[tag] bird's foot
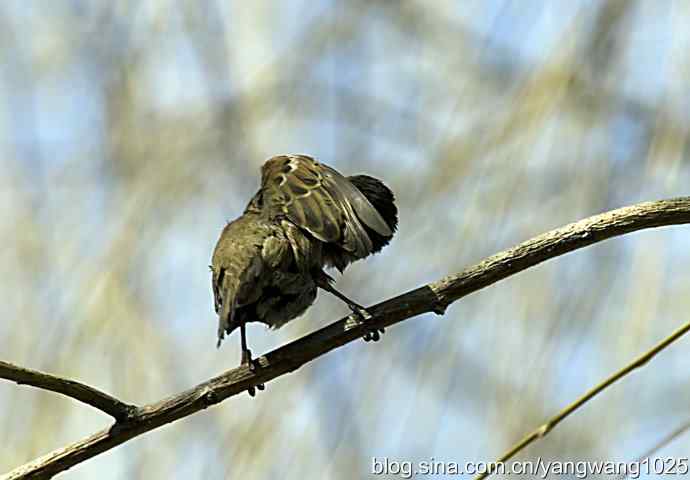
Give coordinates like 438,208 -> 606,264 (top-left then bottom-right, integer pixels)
349,303 -> 372,321
363,326 -> 385,342
316,273 -> 382,342
345,304 -> 385,343
240,348 -> 265,397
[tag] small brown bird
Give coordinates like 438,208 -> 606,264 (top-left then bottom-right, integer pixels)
211,154 -> 397,392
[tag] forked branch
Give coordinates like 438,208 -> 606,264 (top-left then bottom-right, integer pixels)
0,361 -> 136,422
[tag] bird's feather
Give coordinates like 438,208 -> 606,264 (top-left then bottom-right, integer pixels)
211,214 -> 269,345
260,154 -> 391,258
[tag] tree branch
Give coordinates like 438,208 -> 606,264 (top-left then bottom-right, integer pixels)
474,319 -> 690,479
4,197 -> 690,480
622,418 -> 690,479
0,361 -> 136,422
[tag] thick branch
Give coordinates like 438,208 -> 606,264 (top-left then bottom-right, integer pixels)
4,197 -> 690,480
0,361 -> 136,422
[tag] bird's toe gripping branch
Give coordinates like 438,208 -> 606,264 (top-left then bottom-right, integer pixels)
344,302 -> 384,342
239,324 -> 265,397
363,326 -> 385,342
315,271 -> 384,342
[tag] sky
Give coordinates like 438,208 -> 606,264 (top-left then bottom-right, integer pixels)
1,1 -> 690,479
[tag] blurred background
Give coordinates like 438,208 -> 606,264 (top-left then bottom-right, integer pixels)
1,1 -> 689,478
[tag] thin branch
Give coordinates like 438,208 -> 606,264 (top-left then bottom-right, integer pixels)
4,197 -> 690,480
474,320 -> 690,480
0,361 -> 136,422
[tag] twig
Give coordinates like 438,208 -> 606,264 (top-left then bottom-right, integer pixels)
4,197 -> 690,480
619,419 -> 690,479
474,320 -> 690,480
0,361 -> 136,422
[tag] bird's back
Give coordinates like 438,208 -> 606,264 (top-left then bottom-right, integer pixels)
258,154 -> 398,271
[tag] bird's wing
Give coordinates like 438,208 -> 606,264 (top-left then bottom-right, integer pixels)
260,155 -> 391,256
319,163 -> 392,236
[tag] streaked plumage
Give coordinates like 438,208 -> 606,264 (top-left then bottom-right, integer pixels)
211,154 -> 398,383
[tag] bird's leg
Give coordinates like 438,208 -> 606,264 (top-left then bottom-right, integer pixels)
239,321 -> 252,367
320,281 -> 372,320
315,272 -> 385,342
239,322 -> 264,396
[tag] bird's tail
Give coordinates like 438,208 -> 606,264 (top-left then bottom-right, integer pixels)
348,175 -> 398,254
212,265 -> 242,348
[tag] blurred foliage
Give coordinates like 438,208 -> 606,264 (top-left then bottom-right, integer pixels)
1,1 -> 689,478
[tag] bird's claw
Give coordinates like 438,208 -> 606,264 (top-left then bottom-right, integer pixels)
363,327 -> 385,342
241,348 -> 264,397
346,304 -> 385,342
349,304 -> 372,321
240,348 -> 256,370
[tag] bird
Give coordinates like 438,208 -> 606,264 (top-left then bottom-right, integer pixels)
210,154 -> 398,394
